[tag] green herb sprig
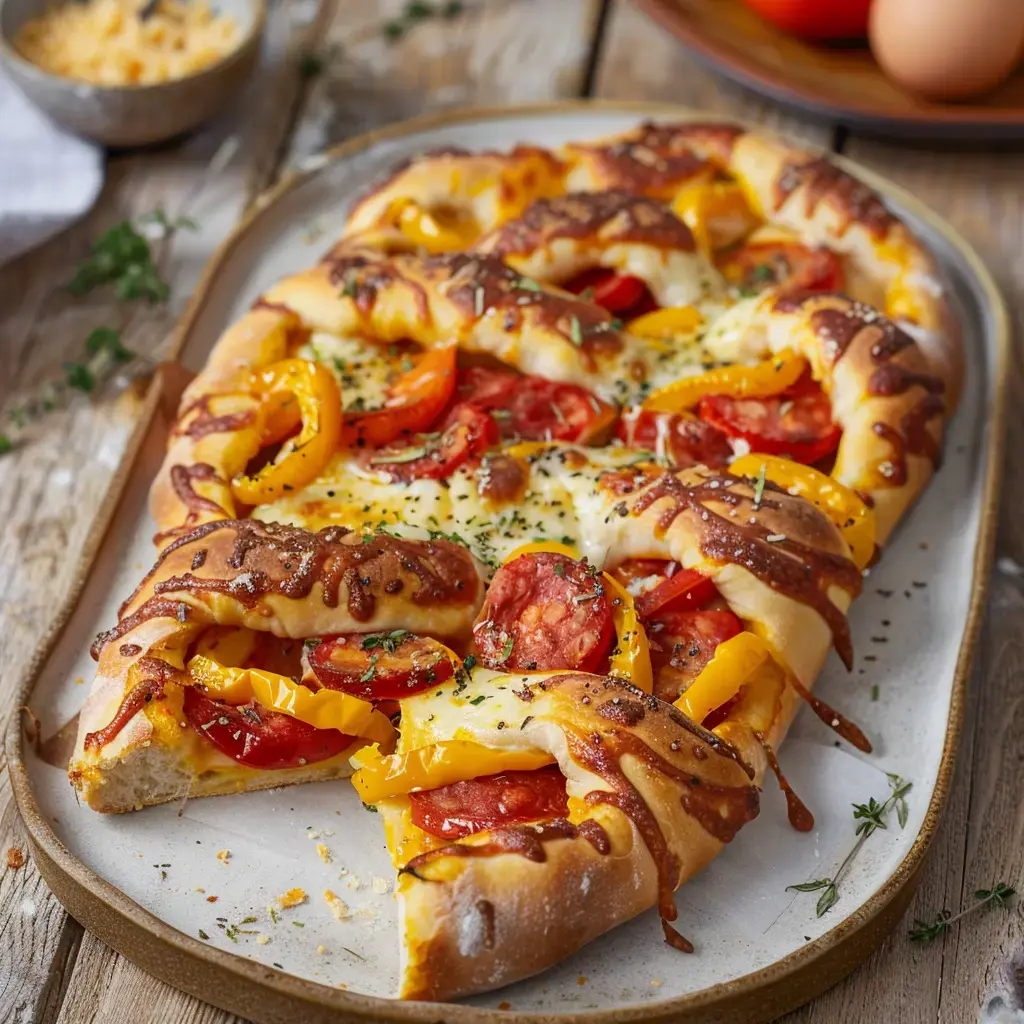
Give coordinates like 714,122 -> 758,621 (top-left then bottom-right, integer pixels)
908,883 -> 1015,944
787,774 -> 911,917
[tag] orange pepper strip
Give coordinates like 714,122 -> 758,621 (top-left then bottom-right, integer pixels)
342,345 -> 457,449
231,358 -> 342,506
642,349 -> 808,413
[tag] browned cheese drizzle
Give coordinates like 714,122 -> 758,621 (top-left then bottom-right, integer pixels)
790,678 -> 872,753
773,158 -> 896,240
83,657 -> 180,751
630,473 -> 862,668
755,731 -> 814,832
176,395 -> 255,440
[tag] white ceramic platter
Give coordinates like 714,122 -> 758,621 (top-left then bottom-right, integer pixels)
8,105 -> 1008,1024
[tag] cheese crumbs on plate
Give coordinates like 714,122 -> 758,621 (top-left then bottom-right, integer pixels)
276,888 -> 307,909
323,889 -> 351,921
316,843 -> 332,864
14,0 -> 240,86
215,849 -> 230,864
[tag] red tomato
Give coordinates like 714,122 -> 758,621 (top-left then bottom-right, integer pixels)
473,551 -> 615,672
182,688 -> 353,769
609,558 -> 679,591
564,268 -> 653,316
697,382 -> 841,465
364,402 -> 498,480
409,766 -> 569,839
647,609 -> 743,705
635,568 -> 717,620
343,346 -> 457,449
739,0 -> 871,40
455,368 -> 615,444
718,241 -> 844,295
617,409 -> 734,468
305,632 -> 454,701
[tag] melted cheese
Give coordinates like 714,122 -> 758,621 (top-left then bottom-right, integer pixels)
301,333 -> 397,414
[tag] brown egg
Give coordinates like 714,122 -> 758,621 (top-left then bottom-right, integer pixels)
870,0 -> 1024,101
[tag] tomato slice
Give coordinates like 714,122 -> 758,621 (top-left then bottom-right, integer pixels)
564,268 -> 654,317
364,402 -> 498,480
306,632 -> 455,701
617,409 -> 734,468
647,609 -> 743,705
182,688 -> 353,769
455,368 -> 615,444
696,380 -> 841,465
343,345 -> 457,449
635,568 -> 717,620
718,241 -> 844,296
473,551 -> 615,672
409,766 -> 569,839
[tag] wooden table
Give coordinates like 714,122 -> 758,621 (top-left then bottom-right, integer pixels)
1,2 -> 1021,1021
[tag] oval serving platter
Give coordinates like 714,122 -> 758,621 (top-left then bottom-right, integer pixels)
7,103 -> 1009,1024
634,0 -> 1024,140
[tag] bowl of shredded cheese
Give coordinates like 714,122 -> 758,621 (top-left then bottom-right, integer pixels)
0,0 -> 264,146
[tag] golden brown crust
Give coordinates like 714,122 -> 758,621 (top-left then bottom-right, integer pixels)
390,672 -> 758,1000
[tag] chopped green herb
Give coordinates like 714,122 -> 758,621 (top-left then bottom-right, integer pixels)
64,363 -> 95,393
362,801 -> 378,812
469,695 -> 488,706
569,316 -> 584,346
500,635 -> 514,662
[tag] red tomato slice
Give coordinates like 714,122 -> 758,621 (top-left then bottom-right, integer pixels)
182,688 -> 353,769
647,609 -> 743,705
409,766 -> 569,840
609,558 -> 678,591
635,568 -> 717,620
473,551 -> 615,672
718,241 -> 844,296
306,632 -> 455,701
455,368 -> 615,444
564,268 -> 652,316
739,0 -> 871,40
343,346 -> 457,450
617,409 -> 734,468
697,383 -> 841,465
364,402 -> 498,480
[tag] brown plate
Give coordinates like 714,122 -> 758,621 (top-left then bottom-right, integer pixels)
634,0 -> 1024,139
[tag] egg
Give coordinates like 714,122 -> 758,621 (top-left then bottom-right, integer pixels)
870,0 -> 1024,101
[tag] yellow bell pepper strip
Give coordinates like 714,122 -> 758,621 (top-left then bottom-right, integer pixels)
230,358 -> 342,506
194,626 -> 257,668
643,349 -> 808,414
729,454 -> 876,570
389,198 -> 480,253
498,541 -> 653,693
674,631 -> 776,726
186,655 -> 394,746
626,307 -> 705,351
671,180 -> 757,259
350,740 -> 554,803
602,574 -> 653,694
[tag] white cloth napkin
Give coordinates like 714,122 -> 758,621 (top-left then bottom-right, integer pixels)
0,70 -> 105,266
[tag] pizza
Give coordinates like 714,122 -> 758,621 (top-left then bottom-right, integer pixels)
69,120 -> 960,1001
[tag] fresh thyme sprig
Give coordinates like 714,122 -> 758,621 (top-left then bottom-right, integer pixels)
384,0 -> 463,40
787,774 -> 912,917
908,882 -> 1015,944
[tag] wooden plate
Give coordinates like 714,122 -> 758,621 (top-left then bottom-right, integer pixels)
5,103 -> 1011,1024
634,0 -> 1024,138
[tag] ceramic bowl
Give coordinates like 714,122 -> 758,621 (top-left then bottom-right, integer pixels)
0,0 -> 265,147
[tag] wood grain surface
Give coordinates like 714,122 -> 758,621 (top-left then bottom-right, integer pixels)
1,1 -> 1020,1021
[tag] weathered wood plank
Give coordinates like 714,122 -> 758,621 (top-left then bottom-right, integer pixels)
591,0 -> 833,145
286,0 -> 603,164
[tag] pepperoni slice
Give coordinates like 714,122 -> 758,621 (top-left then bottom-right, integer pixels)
617,409 -> 734,468
718,240 -> 844,295
409,766 -> 569,839
565,268 -> 653,316
647,609 -> 743,705
305,631 -> 455,701
182,688 -> 353,770
696,379 -> 841,465
456,368 -> 615,444
473,551 -> 615,672
364,402 -> 498,480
